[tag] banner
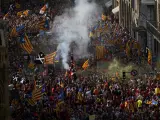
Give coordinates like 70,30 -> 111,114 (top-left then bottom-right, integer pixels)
96,46 -> 105,60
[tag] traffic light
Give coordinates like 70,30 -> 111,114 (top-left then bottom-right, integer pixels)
123,72 -> 126,79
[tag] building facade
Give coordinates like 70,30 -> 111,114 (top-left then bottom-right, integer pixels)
114,0 -> 160,69
0,20 -> 9,120
157,0 -> 160,30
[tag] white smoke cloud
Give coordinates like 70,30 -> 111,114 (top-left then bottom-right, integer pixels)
52,0 -> 99,69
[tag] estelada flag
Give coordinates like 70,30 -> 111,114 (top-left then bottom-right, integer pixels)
44,51 -> 56,64
19,34 -> 33,54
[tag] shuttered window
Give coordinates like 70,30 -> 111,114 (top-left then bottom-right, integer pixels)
158,3 -> 160,30
0,33 -> 1,46
131,0 -> 135,9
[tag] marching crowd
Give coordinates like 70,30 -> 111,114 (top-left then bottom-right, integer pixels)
9,72 -> 160,120
3,1 -> 160,120
6,0 -> 72,80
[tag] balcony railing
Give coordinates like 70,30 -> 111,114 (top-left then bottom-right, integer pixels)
141,0 -> 155,5
139,13 -> 160,43
146,21 -> 160,41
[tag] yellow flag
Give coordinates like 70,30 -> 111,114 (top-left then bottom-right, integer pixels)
17,11 -> 23,17
125,41 -> 130,57
15,3 -> 21,9
89,115 -> 95,120
101,14 -> 107,21
147,48 -> 152,65
89,31 -> 94,38
10,27 -> 18,37
3,12 -> 9,20
28,62 -> 35,69
96,46 -> 105,60
23,10 -> 30,16
155,87 -> 160,95
82,59 -> 89,70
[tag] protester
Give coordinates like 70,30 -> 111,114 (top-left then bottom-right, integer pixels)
4,1 -> 160,120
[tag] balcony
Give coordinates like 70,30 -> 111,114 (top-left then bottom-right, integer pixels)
133,13 -> 160,43
146,21 -> 160,42
141,0 -> 155,5
105,0 -> 112,8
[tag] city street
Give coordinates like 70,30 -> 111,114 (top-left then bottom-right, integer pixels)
0,0 -> 160,120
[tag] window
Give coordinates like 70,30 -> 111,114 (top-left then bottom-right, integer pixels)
0,53 -> 1,63
131,0 -> 135,9
0,33 -> 1,46
159,4 -> 160,22
0,29 -> 5,47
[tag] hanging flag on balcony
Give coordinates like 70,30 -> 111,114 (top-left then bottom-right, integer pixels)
147,48 -> 152,65
133,41 -> 141,56
96,46 -> 105,60
125,41 -> 131,57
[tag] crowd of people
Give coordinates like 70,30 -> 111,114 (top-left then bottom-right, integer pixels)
9,72 -> 160,120
5,0 -> 73,80
3,0 -> 160,120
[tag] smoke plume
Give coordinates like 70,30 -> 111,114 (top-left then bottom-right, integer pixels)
53,0 -> 99,69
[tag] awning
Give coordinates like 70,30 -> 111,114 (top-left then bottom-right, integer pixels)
112,6 -> 119,14
105,0 -> 112,8
141,0 -> 155,5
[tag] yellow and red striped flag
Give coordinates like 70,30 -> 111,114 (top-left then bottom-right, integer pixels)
10,27 -> 18,37
44,51 -> 56,64
28,62 -> 35,69
82,59 -> 89,70
22,10 -> 30,17
17,11 -> 23,17
101,14 -> 107,21
39,3 -> 48,14
147,48 -> 152,65
125,41 -> 130,57
32,87 -> 43,101
133,41 -> 141,56
27,98 -> 36,106
38,19 -> 46,30
3,12 -> 9,20
20,34 -> 33,54
96,46 -> 105,60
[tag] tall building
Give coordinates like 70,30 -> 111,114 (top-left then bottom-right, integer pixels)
157,0 -> 160,30
114,0 -> 160,69
112,0 -> 119,15
0,20 -> 9,120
